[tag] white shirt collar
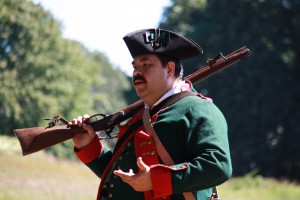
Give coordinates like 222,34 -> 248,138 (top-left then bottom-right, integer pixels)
144,80 -> 188,109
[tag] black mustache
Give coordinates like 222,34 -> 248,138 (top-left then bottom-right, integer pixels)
132,75 -> 146,83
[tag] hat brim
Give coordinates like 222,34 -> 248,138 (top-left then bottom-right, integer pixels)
123,28 -> 203,60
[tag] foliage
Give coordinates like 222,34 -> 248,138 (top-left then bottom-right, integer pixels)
0,0 -> 132,136
0,137 -> 99,200
0,135 -> 20,155
0,136 -> 299,200
219,172 -> 300,200
2,0 -> 300,182
160,0 -> 300,180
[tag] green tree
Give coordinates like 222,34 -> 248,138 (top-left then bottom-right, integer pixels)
160,0 -> 300,180
0,0 -> 132,137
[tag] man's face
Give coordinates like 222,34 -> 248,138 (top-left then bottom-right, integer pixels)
131,54 -> 175,106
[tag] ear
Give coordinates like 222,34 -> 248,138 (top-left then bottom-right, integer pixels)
166,61 -> 176,78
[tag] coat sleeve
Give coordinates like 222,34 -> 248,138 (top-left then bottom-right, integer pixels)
74,137 -> 113,178
151,97 -> 232,197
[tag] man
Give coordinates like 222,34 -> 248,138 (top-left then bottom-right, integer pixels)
70,28 -> 232,200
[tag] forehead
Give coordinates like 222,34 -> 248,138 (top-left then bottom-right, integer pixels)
131,54 -> 160,65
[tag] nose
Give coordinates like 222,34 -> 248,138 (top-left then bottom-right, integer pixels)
132,68 -> 146,85
133,67 -> 142,76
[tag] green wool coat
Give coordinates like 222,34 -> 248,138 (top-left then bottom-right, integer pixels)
76,95 -> 232,200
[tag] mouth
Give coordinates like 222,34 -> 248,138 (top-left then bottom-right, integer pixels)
132,76 -> 146,86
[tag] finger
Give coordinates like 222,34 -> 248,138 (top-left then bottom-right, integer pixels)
113,170 -> 129,183
68,115 -> 90,126
83,114 -> 90,118
68,120 -> 74,126
82,114 -> 91,123
137,157 -> 148,171
78,116 -> 87,127
114,169 -> 128,177
114,169 -> 135,180
69,118 -> 79,126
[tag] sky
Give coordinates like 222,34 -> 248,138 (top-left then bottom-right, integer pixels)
32,0 -> 171,76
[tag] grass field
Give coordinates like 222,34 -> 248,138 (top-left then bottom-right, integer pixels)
0,136 -> 99,200
1,136 -> 299,200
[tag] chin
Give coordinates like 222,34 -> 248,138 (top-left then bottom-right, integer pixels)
136,91 -> 148,101
135,88 -> 146,96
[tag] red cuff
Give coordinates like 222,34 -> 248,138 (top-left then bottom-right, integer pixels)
151,165 -> 172,199
74,137 -> 103,164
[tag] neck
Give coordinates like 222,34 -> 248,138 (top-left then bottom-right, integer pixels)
144,78 -> 182,107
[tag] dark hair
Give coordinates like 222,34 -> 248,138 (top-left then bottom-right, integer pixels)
157,54 -> 183,78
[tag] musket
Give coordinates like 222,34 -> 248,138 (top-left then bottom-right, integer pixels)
13,46 -> 251,156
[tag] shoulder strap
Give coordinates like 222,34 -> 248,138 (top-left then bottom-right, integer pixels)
113,91 -> 196,153
143,93 -> 220,200
151,91 -> 196,115
143,108 -> 196,200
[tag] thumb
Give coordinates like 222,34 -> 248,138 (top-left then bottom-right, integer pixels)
137,157 -> 148,171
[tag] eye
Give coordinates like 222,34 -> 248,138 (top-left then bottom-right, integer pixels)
143,62 -> 152,68
132,65 -> 138,71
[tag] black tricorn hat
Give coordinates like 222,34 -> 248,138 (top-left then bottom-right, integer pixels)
123,28 -> 203,60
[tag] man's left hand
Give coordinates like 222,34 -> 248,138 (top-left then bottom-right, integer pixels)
113,157 -> 153,192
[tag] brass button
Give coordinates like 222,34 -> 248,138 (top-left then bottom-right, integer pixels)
150,150 -> 156,155
127,142 -> 131,147
108,193 -> 113,198
110,183 -> 114,188
103,184 -> 107,189
147,140 -> 152,145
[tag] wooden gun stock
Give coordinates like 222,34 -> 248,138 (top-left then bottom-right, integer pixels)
14,46 -> 251,156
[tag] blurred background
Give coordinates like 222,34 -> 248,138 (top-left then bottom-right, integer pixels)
0,0 -> 299,199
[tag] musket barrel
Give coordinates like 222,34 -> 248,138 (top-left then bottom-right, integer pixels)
185,47 -> 251,84
13,46 -> 251,156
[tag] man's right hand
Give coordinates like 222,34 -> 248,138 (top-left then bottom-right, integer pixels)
68,114 -> 97,150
